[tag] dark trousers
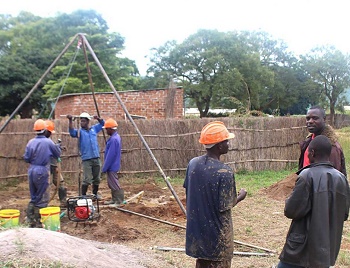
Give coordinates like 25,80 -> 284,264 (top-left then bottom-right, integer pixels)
196,258 -> 231,268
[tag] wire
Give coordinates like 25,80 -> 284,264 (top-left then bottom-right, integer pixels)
47,46 -> 81,119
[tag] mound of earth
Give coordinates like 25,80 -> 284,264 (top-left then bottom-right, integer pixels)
263,173 -> 297,201
0,228 -> 168,268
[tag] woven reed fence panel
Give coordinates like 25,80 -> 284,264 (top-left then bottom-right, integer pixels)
0,117 -> 308,180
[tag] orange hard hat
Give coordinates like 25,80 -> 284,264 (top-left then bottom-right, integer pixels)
45,120 -> 55,133
33,119 -> 46,131
199,121 -> 235,145
103,118 -> 118,129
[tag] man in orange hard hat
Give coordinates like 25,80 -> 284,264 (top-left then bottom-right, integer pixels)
24,119 -> 61,227
101,118 -> 123,206
44,120 -> 59,186
44,120 -> 67,207
183,121 -> 247,268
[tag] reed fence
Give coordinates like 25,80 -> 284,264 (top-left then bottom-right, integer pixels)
0,116 -> 310,181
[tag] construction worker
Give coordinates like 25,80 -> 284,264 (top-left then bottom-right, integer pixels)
102,118 -> 123,206
44,120 -> 67,207
67,112 -> 104,200
23,119 -> 61,227
183,121 -> 247,268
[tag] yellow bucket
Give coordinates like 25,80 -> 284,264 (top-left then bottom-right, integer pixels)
0,209 -> 20,228
40,207 -> 60,231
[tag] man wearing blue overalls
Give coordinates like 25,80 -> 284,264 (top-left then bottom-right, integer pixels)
24,119 -> 61,227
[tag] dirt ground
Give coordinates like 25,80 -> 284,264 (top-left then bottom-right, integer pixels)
0,175 -> 349,268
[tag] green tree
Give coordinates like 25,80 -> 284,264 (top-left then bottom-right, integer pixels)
148,29 -> 309,117
148,29 -> 270,117
300,46 -> 350,125
0,10 -> 139,118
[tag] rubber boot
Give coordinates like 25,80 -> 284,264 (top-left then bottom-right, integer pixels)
34,207 -> 42,228
59,186 -> 67,207
26,202 -> 35,228
81,184 -> 89,197
115,189 -> 124,205
92,184 -> 102,201
104,190 -> 117,205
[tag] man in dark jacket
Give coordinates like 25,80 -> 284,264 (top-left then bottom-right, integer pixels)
277,135 -> 350,268
299,105 -> 346,176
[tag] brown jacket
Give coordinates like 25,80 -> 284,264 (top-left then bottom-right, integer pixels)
298,125 -> 347,177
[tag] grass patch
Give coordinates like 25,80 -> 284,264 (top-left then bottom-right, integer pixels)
152,169 -> 296,196
337,128 -> 350,172
235,169 -> 295,195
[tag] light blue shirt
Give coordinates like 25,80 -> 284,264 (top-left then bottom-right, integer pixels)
69,120 -> 104,161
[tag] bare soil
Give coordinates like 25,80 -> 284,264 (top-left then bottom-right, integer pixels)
0,175 -> 349,268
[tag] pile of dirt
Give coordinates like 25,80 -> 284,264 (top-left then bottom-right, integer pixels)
0,228 -> 168,268
263,173 -> 297,201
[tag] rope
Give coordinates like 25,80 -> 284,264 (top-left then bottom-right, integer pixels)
48,46 -> 81,119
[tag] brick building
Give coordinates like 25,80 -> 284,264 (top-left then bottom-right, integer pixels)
54,87 -> 184,120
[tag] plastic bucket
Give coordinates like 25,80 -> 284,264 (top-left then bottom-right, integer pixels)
40,207 -> 60,231
0,209 -> 20,228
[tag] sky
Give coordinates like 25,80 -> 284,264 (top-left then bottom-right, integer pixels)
2,0 -> 350,76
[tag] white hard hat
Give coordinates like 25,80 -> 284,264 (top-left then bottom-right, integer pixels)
80,112 -> 92,120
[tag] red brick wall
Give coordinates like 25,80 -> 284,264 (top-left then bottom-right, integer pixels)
54,87 -> 184,120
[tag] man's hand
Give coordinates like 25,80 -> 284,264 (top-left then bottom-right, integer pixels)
66,115 -> 73,120
93,115 -> 103,122
236,188 -> 247,204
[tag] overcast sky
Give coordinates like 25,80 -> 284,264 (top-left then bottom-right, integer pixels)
2,0 -> 349,75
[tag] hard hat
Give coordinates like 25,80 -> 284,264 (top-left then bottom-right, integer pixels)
33,119 -> 46,132
45,120 -> 55,133
199,121 -> 235,146
103,118 -> 118,129
79,112 -> 92,120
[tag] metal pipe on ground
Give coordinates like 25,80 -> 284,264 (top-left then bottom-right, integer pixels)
101,206 -> 186,229
102,205 -> 276,254
151,246 -> 274,256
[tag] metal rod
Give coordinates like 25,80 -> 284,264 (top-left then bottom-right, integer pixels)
79,33 -> 186,216
81,36 -> 106,143
151,246 -> 274,256
233,240 -> 277,253
103,203 -> 276,254
0,33 -> 80,133
105,206 -> 186,229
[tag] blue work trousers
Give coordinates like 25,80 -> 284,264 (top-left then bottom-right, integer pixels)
28,165 -> 50,208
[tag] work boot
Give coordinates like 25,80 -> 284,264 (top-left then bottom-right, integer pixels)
115,189 -> 125,205
59,186 -> 67,207
33,207 -> 42,228
26,202 -> 35,228
81,184 -> 89,197
104,190 -> 117,205
92,184 -> 102,201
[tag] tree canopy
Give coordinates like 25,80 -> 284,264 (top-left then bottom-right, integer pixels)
147,29 -> 345,117
300,46 -> 350,125
0,10 -> 139,118
1,11 -> 349,120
